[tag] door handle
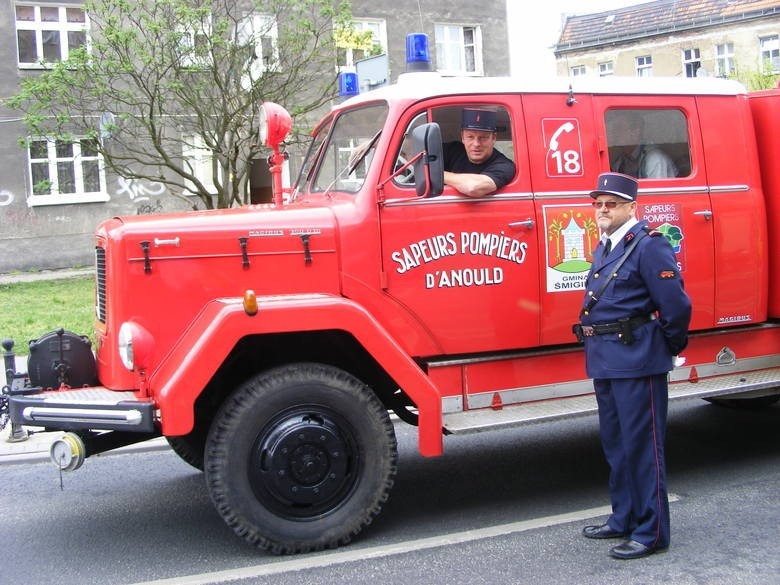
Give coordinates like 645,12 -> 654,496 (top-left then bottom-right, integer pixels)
693,210 -> 713,221
508,219 -> 535,230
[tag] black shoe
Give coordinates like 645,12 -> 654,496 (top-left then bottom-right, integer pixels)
609,540 -> 659,560
582,523 -> 626,539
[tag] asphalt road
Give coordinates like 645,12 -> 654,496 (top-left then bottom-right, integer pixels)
1,398 -> 778,585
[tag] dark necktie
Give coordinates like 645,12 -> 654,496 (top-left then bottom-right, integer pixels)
603,238 -> 612,257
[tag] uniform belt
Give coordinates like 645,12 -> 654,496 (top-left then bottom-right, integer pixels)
580,314 -> 656,337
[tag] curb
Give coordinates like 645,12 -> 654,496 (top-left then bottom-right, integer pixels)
0,268 -> 93,285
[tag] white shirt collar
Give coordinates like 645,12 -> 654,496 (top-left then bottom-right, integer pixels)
604,216 -> 638,249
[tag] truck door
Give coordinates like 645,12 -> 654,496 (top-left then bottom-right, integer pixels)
592,97 -> 715,332
378,98 -> 540,355
520,93 -> 605,346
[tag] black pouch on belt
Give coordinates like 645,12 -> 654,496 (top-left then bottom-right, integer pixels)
617,317 -> 635,345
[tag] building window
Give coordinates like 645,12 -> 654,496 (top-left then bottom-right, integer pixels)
237,14 -> 278,72
176,18 -> 212,69
716,43 -> 735,77
434,24 -> 483,75
27,137 -> 107,206
635,55 -> 653,77
570,65 -> 586,77
682,48 -> 701,77
15,4 -> 89,67
182,135 -> 221,196
599,62 -> 614,76
336,19 -> 387,70
760,35 -> 779,73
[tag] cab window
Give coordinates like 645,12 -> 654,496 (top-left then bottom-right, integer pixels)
393,104 -> 515,187
605,109 -> 690,178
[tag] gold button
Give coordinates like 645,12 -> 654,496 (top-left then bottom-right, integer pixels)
588,291 -> 593,296
594,273 -> 600,278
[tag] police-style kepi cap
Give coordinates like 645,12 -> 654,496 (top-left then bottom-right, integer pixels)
461,108 -> 497,132
590,172 -> 638,201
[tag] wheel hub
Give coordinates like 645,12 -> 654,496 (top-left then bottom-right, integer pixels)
250,410 -> 357,517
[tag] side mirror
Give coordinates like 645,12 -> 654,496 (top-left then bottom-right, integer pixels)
411,122 -> 444,197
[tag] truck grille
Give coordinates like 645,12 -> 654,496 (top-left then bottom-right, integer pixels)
95,246 -> 107,323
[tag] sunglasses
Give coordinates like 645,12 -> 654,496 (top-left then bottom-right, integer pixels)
592,200 -> 632,209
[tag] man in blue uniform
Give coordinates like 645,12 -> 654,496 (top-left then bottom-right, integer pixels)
575,172 -> 691,559
442,108 -> 515,197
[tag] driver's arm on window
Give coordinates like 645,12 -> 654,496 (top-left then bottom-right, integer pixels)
443,171 -> 497,198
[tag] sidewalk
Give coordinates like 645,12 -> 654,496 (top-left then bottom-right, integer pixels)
0,422 -> 169,465
0,267 -> 93,285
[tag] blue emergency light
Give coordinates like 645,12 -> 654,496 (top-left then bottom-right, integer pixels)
405,33 -> 432,72
338,72 -> 359,98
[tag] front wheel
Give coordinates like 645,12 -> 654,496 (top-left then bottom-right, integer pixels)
205,363 -> 398,554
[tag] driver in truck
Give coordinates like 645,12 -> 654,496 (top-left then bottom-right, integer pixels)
443,108 -> 516,197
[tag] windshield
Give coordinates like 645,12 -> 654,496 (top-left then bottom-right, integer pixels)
307,103 -> 388,195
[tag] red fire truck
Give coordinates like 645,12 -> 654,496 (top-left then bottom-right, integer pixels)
3,66 -> 779,553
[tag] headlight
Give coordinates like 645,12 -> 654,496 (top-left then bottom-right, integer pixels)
118,321 -> 154,371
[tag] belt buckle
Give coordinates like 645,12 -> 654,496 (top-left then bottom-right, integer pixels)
581,325 -> 595,337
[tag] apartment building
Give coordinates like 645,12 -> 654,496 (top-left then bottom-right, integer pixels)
555,0 -> 780,80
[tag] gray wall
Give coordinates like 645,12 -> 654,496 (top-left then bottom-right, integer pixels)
0,0 -> 510,273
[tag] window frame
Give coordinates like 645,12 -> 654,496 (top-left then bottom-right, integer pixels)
182,134 -> 221,196
682,47 -> 701,78
237,13 -> 279,74
759,34 -> 779,73
715,42 -> 735,77
598,61 -> 614,77
570,65 -> 586,77
26,136 -> 108,206
635,55 -> 653,77
336,18 -> 387,71
434,23 -> 484,76
15,3 -> 89,68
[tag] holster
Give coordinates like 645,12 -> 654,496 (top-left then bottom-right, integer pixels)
572,323 -> 584,343
617,317 -> 634,345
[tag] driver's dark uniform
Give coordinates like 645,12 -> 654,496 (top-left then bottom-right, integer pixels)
442,141 -> 515,190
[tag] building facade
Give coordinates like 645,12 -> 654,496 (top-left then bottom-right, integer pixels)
0,0 -> 509,273
554,0 -> 780,80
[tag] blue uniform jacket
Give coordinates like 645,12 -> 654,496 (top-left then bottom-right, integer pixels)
580,220 -> 692,379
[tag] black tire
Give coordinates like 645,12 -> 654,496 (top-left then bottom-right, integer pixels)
706,395 -> 780,409
166,429 -> 207,471
204,363 -> 398,554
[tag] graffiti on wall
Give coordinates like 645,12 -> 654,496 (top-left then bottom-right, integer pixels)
136,199 -> 163,215
116,176 -> 167,202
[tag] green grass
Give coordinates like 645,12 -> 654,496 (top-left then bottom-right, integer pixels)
0,277 -> 95,356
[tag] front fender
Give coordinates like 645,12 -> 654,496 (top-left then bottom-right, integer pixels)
150,294 -> 443,456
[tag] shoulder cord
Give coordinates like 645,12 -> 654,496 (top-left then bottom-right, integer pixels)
582,230 -> 648,315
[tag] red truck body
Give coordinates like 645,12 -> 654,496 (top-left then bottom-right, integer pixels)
6,74 -> 780,553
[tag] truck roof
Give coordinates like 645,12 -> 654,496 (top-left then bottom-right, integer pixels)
340,73 -> 747,108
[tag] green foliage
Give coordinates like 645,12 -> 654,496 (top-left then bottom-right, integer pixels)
6,0 -> 353,210
0,277 -> 95,356
727,60 -> 780,91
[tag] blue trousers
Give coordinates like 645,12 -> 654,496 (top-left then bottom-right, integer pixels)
594,374 -> 670,548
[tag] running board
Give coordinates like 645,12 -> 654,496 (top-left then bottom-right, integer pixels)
442,367 -> 780,435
